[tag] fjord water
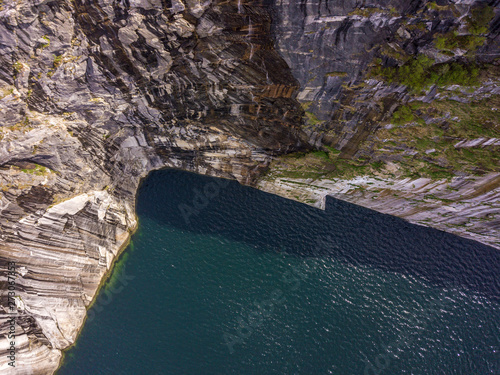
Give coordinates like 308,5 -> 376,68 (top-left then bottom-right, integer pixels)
58,170 -> 499,375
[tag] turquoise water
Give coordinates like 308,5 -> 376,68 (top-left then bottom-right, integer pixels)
58,170 -> 500,374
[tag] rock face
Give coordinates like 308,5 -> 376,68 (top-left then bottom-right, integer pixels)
271,0 -> 500,179
261,0 -> 500,248
0,0 -> 498,373
0,0 -> 308,373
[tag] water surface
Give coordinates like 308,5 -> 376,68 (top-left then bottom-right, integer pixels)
58,169 -> 500,374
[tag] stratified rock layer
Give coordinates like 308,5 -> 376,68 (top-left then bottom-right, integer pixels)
261,0 -> 500,250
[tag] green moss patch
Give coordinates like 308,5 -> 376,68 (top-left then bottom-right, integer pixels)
467,5 -> 495,35
371,55 -> 480,92
19,164 -> 51,176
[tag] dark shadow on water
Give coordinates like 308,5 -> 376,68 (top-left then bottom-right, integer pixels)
137,169 -> 500,303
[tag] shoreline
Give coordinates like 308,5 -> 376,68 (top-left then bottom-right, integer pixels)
53,211 -> 140,375
257,173 -> 500,251
47,168 -> 500,375
24,168 -> 500,374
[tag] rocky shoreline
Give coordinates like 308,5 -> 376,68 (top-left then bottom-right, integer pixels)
258,173 -> 500,251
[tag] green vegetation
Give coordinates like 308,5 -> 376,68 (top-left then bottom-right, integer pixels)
430,5 -> 492,55
53,55 -> 63,68
425,194 -> 453,203
379,44 -> 408,62
13,62 -> 23,75
427,2 -> 439,10
425,2 -> 458,13
348,7 -> 384,17
47,55 -> 63,77
371,55 -> 480,92
310,150 -> 329,160
348,6 -> 398,17
429,98 -> 500,138
20,164 -> 50,176
371,161 -> 384,171
300,101 -> 313,110
324,145 -> 341,154
0,86 -> 14,99
304,111 -> 322,125
375,97 -> 500,178
268,95 -> 500,183
263,147 -> 383,181
392,105 -> 414,125
7,116 -> 32,132
436,63 -> 480,86
467,5 -> 494,35
406,22 -> 428,32
388,6 -> 398,16
41,35 -> 50,49
434,32 -> 486,52
325,72 -> 348,78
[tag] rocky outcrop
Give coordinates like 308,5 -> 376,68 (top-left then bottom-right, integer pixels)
0,0 -> 498,374
272,0 -> 500,136
0,0 -> 308,373
259,0 -> 500,249
258,173 -> 500,249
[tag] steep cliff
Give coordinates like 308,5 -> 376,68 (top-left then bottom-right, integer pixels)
261,0 -> 500,249
0,0 -> 308,373
0,0 -> 498,373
